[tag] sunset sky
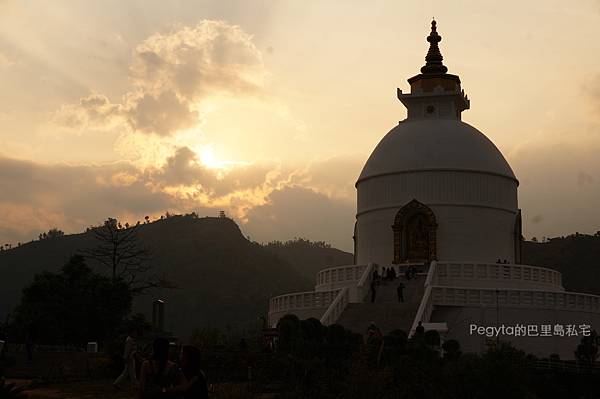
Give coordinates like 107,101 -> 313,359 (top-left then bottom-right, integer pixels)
1,0 -> 600,251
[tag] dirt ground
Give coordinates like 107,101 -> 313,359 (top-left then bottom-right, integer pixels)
8,379 -> 133,399
8,379 -> 263,399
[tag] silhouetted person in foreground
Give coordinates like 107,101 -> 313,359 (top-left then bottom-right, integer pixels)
164,345 -> 209,399
138,337 -> 178,399
25,324 -> 35,363
114,327 -> 138,389
367,322 -> 382,340
415,321 -> 425,336
370,280 -> 377,303
373,269 -> 380,283
397,281 -> 405,302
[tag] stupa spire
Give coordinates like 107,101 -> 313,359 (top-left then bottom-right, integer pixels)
398,19 -> 469,120
420,19 -> 448,74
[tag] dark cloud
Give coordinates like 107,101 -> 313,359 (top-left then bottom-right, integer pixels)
531,214 -> 543,224
125,90 -> 198,136
577,171 -> 595,187
512,141 -> 600,239
244,186 -> 355,251
151,146 -> 276,198
155,146 -> 211,186
0,157 -> 172,225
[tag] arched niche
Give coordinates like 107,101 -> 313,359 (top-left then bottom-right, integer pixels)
392,199 -> 438,263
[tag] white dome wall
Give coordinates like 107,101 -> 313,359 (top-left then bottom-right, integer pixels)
358,120 -> 517,183
355,170 -> 518,265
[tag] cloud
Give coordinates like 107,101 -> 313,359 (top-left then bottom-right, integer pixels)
54,20 -> 265,136
150,146 -> 279,199
531,214 -> 543,224
583,74 -> 600,118
244,186 -> 355,251
302,154 -> 364,199
511,139 -> 600,239
124,90 -> 198,136
577,171 -> 595,187
0,157 -> 169,218
157,146 -> 208,186
0,145 -> 359,251
130,20 -> 263,100
3,11 -> 361,254
54,93 -> 123,130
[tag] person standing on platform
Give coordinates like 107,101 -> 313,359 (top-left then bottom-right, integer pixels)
397,281 -> 405,302
415,321 -> 425,336
370,280 -> 377,303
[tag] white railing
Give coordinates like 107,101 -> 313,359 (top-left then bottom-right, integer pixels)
269,289 -> 340,313
319,264 -> 375,326
424,260 -> 437,286
430,287 -> 600,313
410,260 -> 437,335
316,264 -> 368,290
532,359 -> 600,373
410,261 -> 597,336
356,263 -> 375,302
268,263 -> 377,328
320,287 -> 350,326
435,262 -> 563,291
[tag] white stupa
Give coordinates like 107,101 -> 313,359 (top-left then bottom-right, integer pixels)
355,19 -> 519,266
269,20 -> 600,359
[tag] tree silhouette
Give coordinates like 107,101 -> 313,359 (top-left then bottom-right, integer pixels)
37,228 -> 64,241
12,255 -> 131,345
46,228 -> 64,238
575,330 -> 599,366
83,218 -> 173,295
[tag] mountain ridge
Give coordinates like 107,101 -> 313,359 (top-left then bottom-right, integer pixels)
0,215 -> 352,337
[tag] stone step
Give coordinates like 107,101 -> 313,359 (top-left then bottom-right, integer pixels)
337,277 -> 425,335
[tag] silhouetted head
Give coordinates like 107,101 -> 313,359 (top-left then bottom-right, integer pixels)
152,337 -> 170,373
181,345 -> 202,377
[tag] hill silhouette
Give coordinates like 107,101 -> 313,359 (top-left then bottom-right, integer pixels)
263,238 -> 354,281
0,215 -> 324,337
2,219 -> 600,339
522,233 -> 600,296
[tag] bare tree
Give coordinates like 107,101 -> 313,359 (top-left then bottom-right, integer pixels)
83,218 -> 174,295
